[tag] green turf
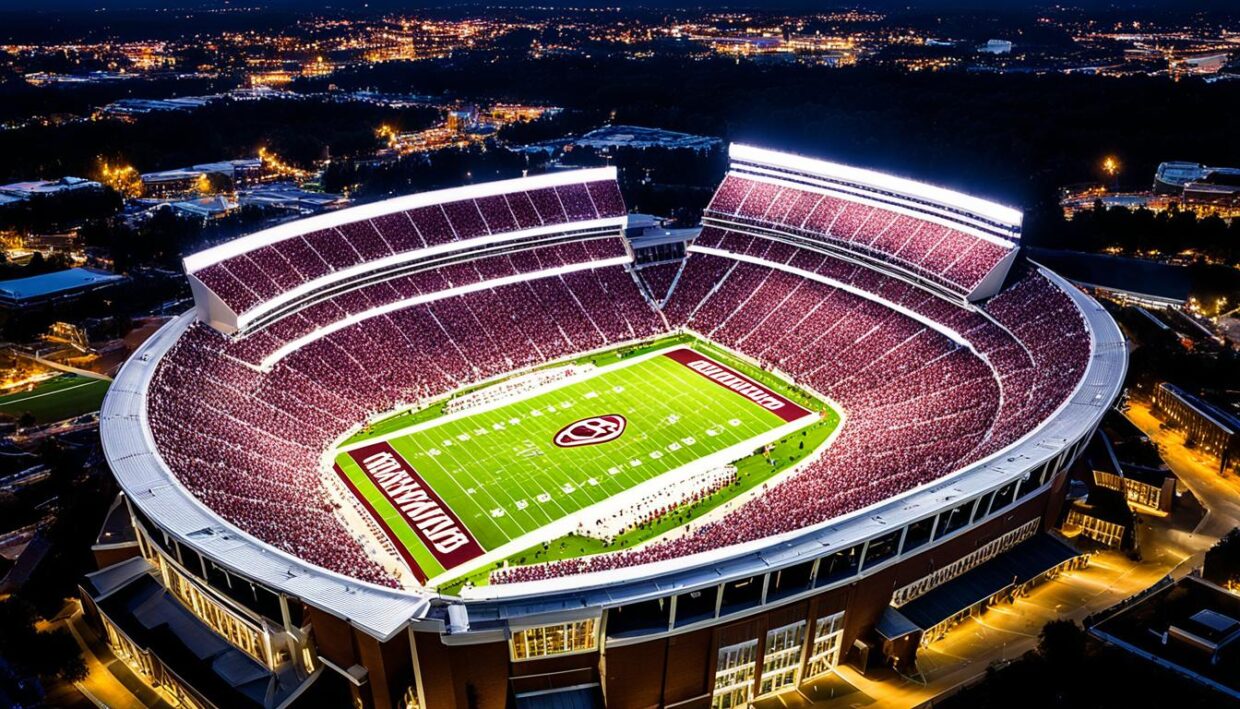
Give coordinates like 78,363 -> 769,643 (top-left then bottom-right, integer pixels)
343,334 -> 693,445
0,375 -> 110,423
437,416 -> 840,594
334,342 -> 837,583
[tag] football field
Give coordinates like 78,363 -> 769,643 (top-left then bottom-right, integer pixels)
0,375 -> 110,424
333,345 -> 827,583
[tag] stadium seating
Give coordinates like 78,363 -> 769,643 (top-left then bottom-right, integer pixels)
224,237 -> 629,364
634,262 -> 681,305
704,174 -> 1013,296
152,215 -> 1087,589
491,244 -> 1087,584
190,179 -> 627,319
149,265 -> 665,586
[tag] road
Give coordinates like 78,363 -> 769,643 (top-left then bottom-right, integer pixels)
1126,403 -> 1240,545
41,601 -> 174,709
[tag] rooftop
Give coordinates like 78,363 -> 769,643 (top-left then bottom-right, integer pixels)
1092,576 -> 1240,701
1159,383 -> 1240,436
0,268 -> 125,303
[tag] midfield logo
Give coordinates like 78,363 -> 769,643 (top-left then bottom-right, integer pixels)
554,414 -> 627,448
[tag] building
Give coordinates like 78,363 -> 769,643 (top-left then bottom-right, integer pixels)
1183,168 -> 1240,209
979,39 -> 1013,55
1154,161 -> 1209,193
90,150 -> 1125,708
880,533 -> 1085,661
573,125 -> 723,152
1172,53 -> 1232,75
0,268 -> 126,310
237,184 -> 348,215
0,177 -> 102,202
1154,162 -> 1240,209
1025,249 -> 1191,309
1064,486 -> 1135,550
1091,576 -> 1240,701
140,169 -> 206,199
170,196 -> 237,221
103,96 -> 214,116
141,159 -> 266,199
1153,383 -> 1239,473
1103,410 -> 1177,509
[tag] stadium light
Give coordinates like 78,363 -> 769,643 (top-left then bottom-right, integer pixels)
182,167 -> 618,273
729,144 -> 1024,229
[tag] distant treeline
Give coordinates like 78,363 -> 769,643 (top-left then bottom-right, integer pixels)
293,56 -> 1240,209
0,98 -> 441,181
1040,202 -> 1239,264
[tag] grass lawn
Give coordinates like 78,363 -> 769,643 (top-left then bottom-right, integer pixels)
0,375 -> 110,424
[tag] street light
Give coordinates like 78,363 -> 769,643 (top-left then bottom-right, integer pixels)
1102,156 -> 1120,190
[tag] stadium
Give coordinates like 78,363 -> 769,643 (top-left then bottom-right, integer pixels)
90,144 -> 1126,709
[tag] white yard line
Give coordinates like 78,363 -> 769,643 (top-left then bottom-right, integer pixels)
334,340 -> 833,589
425,410 -> 818,588
338,343 -> 686,452
0,380 -> 102,407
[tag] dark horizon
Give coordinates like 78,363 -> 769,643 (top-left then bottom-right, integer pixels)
3,0 -> 1238,12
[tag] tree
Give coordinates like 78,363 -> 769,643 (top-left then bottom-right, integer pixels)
1204,528 -> 1240,590
1037,618 -> 1086,671
0,598 -> 86,683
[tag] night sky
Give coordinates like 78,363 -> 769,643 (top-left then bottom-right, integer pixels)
2,0 -> 1233,11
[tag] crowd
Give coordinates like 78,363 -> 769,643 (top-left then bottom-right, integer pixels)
225,237 -> 628,364
583,465 -> 739,541
634,262 -> 682,307
149,200 -> 1087,589
192,178 -> 626,316
148,263 -> 665,587
706,174 -> 1012,295
492,235 -> 1088,584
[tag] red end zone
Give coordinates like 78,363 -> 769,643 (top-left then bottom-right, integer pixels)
338,441 -> 485,581
663,348 -> 812,423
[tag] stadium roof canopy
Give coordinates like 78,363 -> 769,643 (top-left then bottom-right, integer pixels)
893,534 -> 1080,632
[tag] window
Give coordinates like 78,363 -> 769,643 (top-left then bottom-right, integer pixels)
674,587 -> 718,627
606,597 -> 670,638
1017,472 -> 1038,500
991,481 -> 1018,513
759,621 -> 806,696
712,639 -> 758,709
973,490 -> 997,522
860,529 -> 902,571
902,516 -> 934,553
509,619 -> 599,661
768,561 -> 814,602
815,545 -> 861,587
152,552 -> 271,667
1064,510 -> 1125,548
937,500 -> 975,538
720,576 -> 763,616
1036,460 -> 1053,487
806,611 -> 845,679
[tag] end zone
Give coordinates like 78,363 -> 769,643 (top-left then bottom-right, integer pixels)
662,348 -> 812,422
335,441 -> 486,583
